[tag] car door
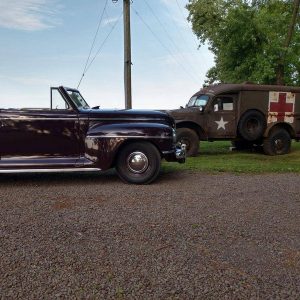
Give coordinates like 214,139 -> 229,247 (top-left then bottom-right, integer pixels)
206,94 -> 238,138
0,88 -> 80,167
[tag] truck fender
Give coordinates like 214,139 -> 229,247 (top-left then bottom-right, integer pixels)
175,121 -> 205,139
264,122 -> 296,138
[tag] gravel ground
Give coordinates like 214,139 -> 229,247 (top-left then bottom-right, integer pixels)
0,170 -> 300,299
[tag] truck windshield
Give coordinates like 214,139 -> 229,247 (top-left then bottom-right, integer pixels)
187,94 -> 209,107
67,90 -> 90,109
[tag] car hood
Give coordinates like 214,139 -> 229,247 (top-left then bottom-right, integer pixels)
84,108 -> 175,127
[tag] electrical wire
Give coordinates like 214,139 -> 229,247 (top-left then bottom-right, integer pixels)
85,12 -> 123,74
174,0 -> 210,69
77,11 -> 123,88
132,7 -> 200,84
78,0 -> 109,88
141,0 -> 203,80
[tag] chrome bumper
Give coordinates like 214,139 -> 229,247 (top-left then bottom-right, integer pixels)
163,144 -> 186,164
175,143 -> 186,163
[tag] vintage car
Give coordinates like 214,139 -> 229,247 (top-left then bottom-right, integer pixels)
0,86 -> 186,184
168,83 -> 300,156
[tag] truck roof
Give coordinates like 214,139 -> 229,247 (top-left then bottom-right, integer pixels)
194,83 -> 300,97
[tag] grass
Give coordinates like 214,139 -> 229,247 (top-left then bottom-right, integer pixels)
163,141 -> 300,173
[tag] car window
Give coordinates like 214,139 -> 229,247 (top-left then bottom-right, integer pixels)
213,96 -> 234,112
51,89 -> 70,110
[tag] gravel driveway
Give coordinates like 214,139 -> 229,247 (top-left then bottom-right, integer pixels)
0,170 -> 300,299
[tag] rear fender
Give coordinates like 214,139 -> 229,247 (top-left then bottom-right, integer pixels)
264,122 -> 296,138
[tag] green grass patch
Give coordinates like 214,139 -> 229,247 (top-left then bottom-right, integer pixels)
163,141 -> 300,173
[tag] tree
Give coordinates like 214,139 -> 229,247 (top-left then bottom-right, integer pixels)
187,0 -> 300,86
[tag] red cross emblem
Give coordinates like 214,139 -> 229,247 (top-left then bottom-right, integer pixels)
268,92 -> 295,123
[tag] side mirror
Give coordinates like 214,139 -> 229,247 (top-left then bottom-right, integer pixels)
199,106 -> 204,112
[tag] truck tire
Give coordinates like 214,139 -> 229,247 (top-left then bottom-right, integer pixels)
116,142 -> 161,184
263,128 -> 291,155
238,110 -> 266,141
176,128 -> 199,157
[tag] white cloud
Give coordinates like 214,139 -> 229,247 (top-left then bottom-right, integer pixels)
102,16 -> 119,27
0,0 -> 61,31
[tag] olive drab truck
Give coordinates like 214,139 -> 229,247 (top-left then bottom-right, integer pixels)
168,83 -> 300,156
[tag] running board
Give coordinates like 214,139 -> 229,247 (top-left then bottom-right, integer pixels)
0,168 -> 101,174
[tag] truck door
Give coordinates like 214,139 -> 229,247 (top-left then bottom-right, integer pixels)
206,94 -> 238,138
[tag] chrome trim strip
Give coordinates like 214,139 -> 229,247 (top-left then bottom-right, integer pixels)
87,118 -> 163,121
0,168 -> 101,174
86,135 -> 172,139
0,117 -> 164,122
0,117 -> 78,121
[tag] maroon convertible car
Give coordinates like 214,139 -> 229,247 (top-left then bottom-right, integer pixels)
0,86 -> 185,184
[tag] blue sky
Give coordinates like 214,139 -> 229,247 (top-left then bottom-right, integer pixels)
0,0 -> 214,109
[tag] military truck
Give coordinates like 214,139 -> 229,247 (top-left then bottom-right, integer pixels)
168,83 -> 300,156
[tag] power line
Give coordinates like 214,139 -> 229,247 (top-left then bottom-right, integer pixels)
77,11 -> 123,88
79,0 -> 109,84
141,0 -> 203,79
131,6 -> 199,84
175,0 -> 198,49
171,0 -> 208,68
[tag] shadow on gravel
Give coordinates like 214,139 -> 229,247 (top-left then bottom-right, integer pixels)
0,169 -> 187,187
0,169 -> 119,186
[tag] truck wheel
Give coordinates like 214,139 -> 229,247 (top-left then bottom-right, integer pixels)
238,110 -> 266,141
176,128 -> 199,156
116,142 -> 161,184
263,128 -> 291,155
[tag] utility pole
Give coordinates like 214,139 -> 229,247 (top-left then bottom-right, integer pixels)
113,0 -> 132,109
123,0 -> 132,109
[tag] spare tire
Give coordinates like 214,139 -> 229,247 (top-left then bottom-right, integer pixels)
238,110 -> 266,141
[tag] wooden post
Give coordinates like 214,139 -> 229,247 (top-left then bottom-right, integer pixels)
123,0 -> 132,109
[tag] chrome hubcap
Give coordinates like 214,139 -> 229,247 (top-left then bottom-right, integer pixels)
127,152 -> 149,174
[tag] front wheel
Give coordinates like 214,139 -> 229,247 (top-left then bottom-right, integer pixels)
263,128 -> 291,155
116,142 -> 161,184
176,128 -> 199,157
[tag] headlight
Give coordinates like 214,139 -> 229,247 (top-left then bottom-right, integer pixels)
172,129 -> 177,143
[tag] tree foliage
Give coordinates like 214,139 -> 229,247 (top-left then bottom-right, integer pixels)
187,0 -> 300,85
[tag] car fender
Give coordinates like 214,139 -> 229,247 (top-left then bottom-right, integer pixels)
85,122 -> 174,170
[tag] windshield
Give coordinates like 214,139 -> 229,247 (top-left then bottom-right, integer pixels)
187,94 -> 209,107
67,90 -> 90,109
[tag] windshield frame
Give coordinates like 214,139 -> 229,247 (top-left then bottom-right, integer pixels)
187,94 -> 210,108
65,88 -> 90,110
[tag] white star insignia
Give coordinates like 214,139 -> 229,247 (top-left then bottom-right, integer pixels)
215,117 -> 228,130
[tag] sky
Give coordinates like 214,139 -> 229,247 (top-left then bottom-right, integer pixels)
0,0 -> 214,109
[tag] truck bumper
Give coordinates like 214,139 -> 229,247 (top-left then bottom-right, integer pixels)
163,144 -> 186,164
